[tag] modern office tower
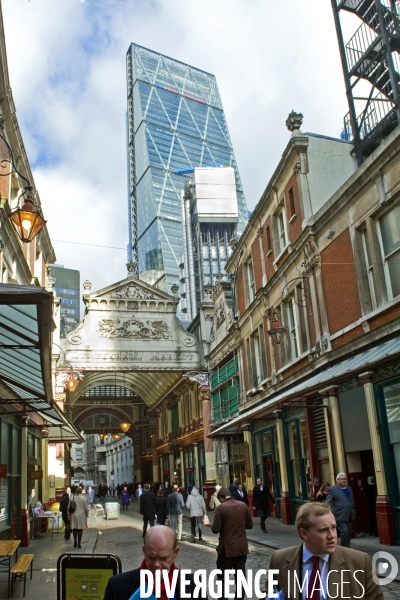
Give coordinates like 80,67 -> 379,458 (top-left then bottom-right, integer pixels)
126,43 -> 248,299
179,166 -> 238,320
49,264 -> 80,336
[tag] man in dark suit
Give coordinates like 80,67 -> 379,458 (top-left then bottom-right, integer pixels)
163,481 -> 172,497
139,483 -> 156,539
326,472 -> 356,547
228,477 -> 239,495
233,483 -> 249,506
253,477 -> 275,533
266,502 -> 383,600
103,526 -> 204,600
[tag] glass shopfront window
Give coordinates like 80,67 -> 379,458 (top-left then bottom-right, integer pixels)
382,381 -> 400,497
252,424 -> 281,518
287,416 -> 310,500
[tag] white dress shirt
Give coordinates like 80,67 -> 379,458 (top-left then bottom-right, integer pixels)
302,544 -> 330,599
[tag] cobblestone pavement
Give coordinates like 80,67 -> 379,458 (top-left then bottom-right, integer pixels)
93,502 -> 400,600
2,500 -> 398,599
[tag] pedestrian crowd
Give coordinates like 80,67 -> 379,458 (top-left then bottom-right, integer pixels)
60,472 -> 378,600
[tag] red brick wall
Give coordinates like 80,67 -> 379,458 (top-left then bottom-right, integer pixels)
321,229 -> 361,334
252,238 -> 263,292
285,175 -> 302,243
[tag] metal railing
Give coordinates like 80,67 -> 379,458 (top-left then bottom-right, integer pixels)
346,20 -> 381,71
343,96 -> 396,140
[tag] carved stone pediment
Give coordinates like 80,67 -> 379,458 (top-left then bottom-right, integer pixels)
64,274 -> 201,371
85,275 -> 177,309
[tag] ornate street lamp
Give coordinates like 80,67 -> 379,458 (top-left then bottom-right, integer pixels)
120,422 -> 131,433
65,371 -> 79,393
0,133 -> 46,242
268,309 -> 287,345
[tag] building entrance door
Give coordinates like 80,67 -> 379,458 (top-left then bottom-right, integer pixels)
360,449 -> 378,536
264,456 -> 277,517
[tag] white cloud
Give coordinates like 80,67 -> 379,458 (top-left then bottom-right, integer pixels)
2,0 -> 349,294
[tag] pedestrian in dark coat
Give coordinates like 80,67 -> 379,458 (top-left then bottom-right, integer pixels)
139,484 -> 156,538
163,481 -> 173,497
326,472 -> 356,547
155,490 -> 169,525
228,477 -> 239,495
252,477 -> 275,532
120,486 -> 130,510
211,488 -> 253,599
234,484 -> 249,506
60,487 -> 72,540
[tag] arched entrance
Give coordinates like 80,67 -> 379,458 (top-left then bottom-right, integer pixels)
56,273 -> 203,485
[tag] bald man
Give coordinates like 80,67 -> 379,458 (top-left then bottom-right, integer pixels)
103,526 -> 204,600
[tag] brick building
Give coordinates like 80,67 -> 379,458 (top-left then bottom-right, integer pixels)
206,112 -> 400,545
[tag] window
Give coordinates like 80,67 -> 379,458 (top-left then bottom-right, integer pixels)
377,203 -> 400,300
243,258 -> 255,306
277,208 -> 287,253
296,283 -> 310,353
288,188 -> 295,217
287,300 -> 299,360
361,228 -> 377,310
246,325 -> 267,388
75,449 -> 82,461
266,226 -> 272,253
277,300 -> 300,367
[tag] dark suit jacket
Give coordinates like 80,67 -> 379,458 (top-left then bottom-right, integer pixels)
139,490 -> 156,519
326,484 -> 356,522
267,543 -> 383,600
233,489 -> 249,505
103,568 -> 204,600
252,485 -> 274,511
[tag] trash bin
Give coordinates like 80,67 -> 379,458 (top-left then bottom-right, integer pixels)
49,501 -> 63,531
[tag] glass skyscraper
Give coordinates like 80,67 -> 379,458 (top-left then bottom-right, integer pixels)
126,43 -> 248,294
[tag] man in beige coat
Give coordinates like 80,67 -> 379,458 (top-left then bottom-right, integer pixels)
267,502 -> 383,599
211,487 -> 253,597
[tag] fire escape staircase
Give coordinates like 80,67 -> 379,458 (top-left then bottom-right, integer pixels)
337,0 -> 400,157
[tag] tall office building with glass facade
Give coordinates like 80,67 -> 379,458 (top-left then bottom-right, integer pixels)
49,265 -> 80,336
126,43 -> 248,294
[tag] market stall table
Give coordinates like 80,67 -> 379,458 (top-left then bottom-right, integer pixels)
35,511 -> 62,540
0,540 -> 20,598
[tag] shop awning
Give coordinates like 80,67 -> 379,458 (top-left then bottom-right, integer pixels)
0,284 -> 83,442
209,335 -> 400,437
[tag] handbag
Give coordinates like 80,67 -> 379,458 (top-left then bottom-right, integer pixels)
68,500 -> 76,513
203,513 -> 210,526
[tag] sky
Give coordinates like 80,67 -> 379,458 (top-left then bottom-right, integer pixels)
2,0 -> 352,300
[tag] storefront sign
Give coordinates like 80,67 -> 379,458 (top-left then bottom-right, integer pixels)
0,464 -> 7,478
105,502 -> 120,521
28,470 -> 43,480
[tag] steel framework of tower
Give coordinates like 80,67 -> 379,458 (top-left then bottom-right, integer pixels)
332,0 -> 400,163
126,44 -> 248,295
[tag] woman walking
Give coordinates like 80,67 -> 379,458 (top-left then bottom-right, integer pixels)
120,486 -> 130,510
69,487 -> 89,549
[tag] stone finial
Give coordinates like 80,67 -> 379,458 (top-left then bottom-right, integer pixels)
126,260 -> 137,277
171,283 -> 180,297
83,280 -> 92,291
286,110 -> 303,132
